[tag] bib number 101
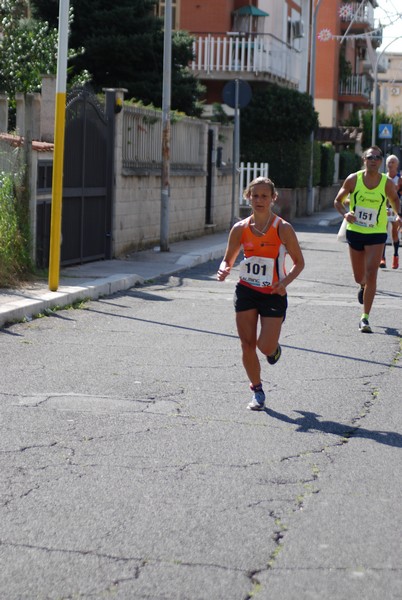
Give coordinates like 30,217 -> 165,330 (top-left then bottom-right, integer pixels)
244,263 -> 268,276
239,257 -> 274,287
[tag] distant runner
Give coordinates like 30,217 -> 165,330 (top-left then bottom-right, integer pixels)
334,146 -> 401,333
379,154 -> 402,269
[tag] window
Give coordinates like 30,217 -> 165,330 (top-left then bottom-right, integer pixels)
37,161 -> 53,192
155,1 -> 179,30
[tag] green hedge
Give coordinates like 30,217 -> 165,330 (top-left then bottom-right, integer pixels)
339,151 -> 361,181
320,143 -> 335,187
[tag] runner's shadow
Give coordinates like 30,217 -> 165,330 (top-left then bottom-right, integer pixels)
265,408 -> 402,448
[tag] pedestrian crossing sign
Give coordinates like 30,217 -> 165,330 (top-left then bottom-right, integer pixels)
378,124 -> 393,139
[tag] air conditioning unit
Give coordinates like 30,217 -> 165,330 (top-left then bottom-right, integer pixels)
292,21 -> 304,39
391,87 -> 400,96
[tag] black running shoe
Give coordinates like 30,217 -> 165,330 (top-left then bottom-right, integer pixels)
358,286 -> 364,305
267,344 -> 282,365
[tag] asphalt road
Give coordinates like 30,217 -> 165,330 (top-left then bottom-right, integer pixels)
1,226 -> 401,599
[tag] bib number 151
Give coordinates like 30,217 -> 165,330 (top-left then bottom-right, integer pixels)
354,206 -> 377,228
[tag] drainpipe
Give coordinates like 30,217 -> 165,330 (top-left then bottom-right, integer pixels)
307,0 -> 323,216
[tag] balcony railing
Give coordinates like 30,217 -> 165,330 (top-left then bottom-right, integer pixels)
191,34 -> 302,86
339,74 -> 371,99
340,2 -> 375,28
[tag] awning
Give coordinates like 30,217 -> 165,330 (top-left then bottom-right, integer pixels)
233,5 -> 270,17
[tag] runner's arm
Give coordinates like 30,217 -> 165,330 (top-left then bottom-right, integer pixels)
334,174 -> 357,222
270,222 -> 305,295
385,178 -> 402,222
217,223 -> 243,281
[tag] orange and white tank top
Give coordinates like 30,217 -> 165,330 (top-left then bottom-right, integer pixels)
239,215 -> 287,294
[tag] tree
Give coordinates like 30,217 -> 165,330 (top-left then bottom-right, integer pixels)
31,0 -> 205,117
360,109 -> 402,150
0,0 -> 89,105
0,3 -> 57,99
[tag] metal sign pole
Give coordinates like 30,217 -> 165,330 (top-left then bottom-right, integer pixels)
231,79 -> 239,227
160,0 -> 172,252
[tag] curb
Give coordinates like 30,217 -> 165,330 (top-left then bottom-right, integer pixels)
0,274 -> 144,327
0,244 -> 227,328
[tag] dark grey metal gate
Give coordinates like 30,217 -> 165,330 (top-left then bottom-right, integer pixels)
61,88 -> 112,265
36,87 -> 114,268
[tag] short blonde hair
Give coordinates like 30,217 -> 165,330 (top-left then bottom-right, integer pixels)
243,176 -> 277,200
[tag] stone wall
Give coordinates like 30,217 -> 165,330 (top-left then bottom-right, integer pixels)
112,98 -> 234,256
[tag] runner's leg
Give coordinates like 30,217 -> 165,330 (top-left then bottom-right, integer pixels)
257,316 -> 284,357
362,244 -> 384,315
236,309 -> 260,386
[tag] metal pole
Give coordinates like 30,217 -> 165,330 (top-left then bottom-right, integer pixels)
231,78 -> 239,227
160,0 -> 172,252
371,37 -> 402,147
48,0 -> 69,291
307,0 -> 323,216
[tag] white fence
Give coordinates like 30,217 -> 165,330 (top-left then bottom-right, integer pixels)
239,162 -> 269,205
191,34 -> 301,85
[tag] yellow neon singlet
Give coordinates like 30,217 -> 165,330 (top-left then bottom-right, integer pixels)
347,170 -> 388,234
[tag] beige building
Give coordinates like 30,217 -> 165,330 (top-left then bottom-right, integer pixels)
377,52 -> 402,117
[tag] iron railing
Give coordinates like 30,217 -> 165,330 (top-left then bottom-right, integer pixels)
123,106 -> 205,171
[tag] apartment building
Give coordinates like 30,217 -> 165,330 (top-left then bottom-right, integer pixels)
156,0 -> 311,113
377,52 -> 402,116
155,1 -> 383,134
314,0 -> 381,127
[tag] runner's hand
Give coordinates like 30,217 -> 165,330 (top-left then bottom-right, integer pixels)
217,262 -> 231,281
270,281 -> 286,296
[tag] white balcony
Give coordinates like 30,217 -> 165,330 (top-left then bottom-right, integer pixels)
339,74 -> 371,99
340,2 -> 375,27
191,34 -> 302,87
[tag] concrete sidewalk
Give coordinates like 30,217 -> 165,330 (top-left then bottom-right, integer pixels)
0,210 -> 342,328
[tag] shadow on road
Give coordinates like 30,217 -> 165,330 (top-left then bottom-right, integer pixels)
266,408 -> 402,448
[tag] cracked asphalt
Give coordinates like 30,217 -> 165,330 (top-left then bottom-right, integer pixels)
1,227 -> 401,599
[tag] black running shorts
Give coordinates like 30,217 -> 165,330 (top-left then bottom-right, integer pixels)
346,230 -> 387,251
234,282 -> 287,318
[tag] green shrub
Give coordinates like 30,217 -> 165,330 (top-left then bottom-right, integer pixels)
0,170 -> 32,288
240,83 -> 319,188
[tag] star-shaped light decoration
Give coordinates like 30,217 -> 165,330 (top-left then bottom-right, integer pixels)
339,3 -> 354,19
318,28 -> 332,42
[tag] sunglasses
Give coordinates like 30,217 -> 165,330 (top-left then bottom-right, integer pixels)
365,155 -> 382,160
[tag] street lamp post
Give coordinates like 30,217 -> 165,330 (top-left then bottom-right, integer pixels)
48,0 -> 70,291
371,36 -> 402,147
